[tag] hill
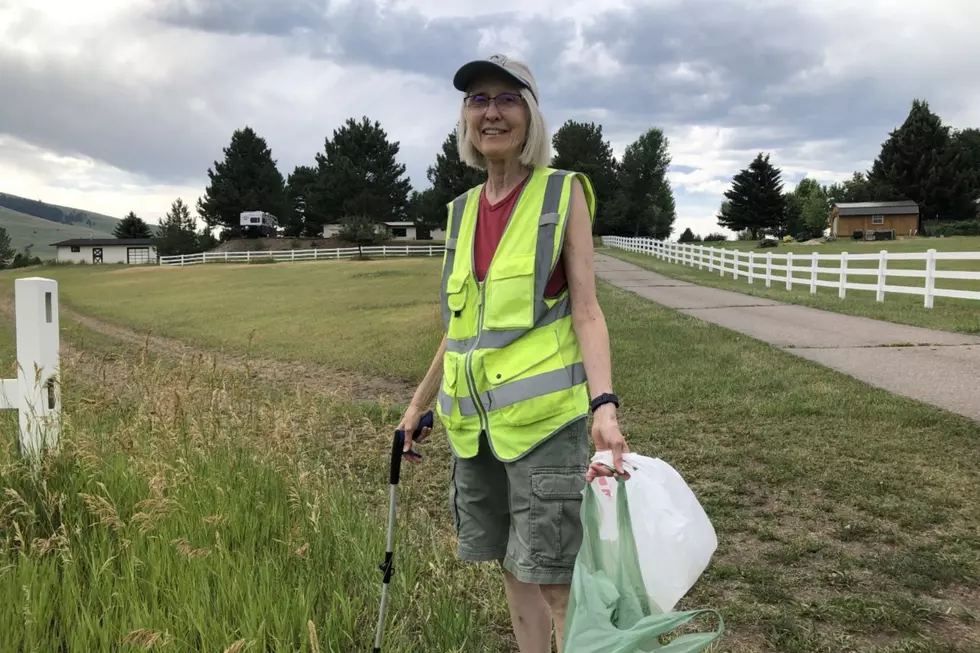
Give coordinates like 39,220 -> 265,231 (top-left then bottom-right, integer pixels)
0,191 -> 120,259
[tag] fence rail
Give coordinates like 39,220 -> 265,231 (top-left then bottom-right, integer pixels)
601,236 -> 980,308
159,244 -> 446,266
1,277 -> 61,461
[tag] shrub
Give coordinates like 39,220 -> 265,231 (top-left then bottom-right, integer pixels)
930,220 -> 980,237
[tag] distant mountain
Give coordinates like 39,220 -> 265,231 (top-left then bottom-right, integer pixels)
0,192 -> 121,259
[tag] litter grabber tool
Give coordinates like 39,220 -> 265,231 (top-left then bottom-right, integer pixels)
372,409 -> 434,652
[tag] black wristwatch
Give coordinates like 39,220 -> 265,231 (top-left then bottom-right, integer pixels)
590,392 -> 619,414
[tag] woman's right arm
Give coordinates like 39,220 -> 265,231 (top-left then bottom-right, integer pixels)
400,334 -> 447,458
410,334 -> 447,412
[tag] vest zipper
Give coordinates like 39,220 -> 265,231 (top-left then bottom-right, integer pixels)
464,281 -> 490,436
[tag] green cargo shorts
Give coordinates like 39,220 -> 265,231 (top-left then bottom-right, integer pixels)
448,416 -> 589,586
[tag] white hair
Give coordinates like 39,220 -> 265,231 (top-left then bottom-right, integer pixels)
456,85 -> 551,170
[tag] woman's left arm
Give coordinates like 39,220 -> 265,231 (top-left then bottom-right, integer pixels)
562,177 -> 628,479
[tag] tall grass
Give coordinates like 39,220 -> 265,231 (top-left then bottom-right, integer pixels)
0,337 -> 509,652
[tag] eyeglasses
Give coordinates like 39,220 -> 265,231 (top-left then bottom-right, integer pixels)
464,92 -> 523,111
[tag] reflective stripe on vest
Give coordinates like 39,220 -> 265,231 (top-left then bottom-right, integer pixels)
435,167 -> 597,461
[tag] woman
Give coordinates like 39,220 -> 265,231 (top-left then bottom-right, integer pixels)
395,53 -> 627,653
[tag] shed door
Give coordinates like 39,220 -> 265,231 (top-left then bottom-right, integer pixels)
92,248 -> 103,264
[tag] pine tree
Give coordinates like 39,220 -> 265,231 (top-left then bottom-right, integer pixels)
157,198 -> 200,257
196,126 -> 287,235
719,153 -> 787,238
113,211 -> 153,238
0,226 -> 13,269
284,165 -> 318,237
412,131 -> 484,231
550,120 -> 619,233
869,99 -> 976,221
310,116 -> 412,227
608,127 -> 676,239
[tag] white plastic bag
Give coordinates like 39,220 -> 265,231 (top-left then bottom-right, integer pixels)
590,450 -> 718,613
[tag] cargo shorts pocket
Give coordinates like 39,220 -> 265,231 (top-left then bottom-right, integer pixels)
528,467 -> 586,567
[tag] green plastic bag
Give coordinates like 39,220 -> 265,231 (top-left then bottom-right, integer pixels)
563,478 -> 724,652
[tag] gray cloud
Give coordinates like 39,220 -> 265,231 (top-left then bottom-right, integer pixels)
2,0 -> 978,236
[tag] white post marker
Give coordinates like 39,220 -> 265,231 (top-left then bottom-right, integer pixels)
0,278 -> 61,460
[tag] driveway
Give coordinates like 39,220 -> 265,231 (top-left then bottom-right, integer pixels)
595,253 -> 980,422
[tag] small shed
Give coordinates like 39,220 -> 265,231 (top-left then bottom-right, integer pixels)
51,238 -> 159,265
829,201 -> 920,238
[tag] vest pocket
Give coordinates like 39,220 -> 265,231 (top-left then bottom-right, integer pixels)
481,334 -> 571,426
483,255 -> 535,330
445,274 -> 470,340
438,351 -> 464,430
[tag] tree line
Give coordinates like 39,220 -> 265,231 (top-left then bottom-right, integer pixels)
715,99 -> 980,241
153,116 -> 681,252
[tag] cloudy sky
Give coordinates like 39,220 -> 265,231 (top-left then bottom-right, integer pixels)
2,0 -> 978,238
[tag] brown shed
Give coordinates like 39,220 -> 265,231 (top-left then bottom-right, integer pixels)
829,201 -> 920,238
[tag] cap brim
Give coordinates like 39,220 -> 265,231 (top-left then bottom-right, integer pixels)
453,60 -> 530,94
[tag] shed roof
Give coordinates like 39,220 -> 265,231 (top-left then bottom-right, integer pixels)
51,237 -> 159,247
834,201 -> 919,216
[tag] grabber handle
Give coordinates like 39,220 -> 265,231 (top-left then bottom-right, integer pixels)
389,410 -> 433,485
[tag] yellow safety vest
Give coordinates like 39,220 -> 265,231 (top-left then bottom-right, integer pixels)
436,167 -> 597,461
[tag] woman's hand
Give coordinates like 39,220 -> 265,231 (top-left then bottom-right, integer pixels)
397,403 -> 432,463
587,404 -> 629,482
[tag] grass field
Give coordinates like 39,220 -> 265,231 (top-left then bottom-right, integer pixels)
603,236 -> 980,335
2,259 -> 980,652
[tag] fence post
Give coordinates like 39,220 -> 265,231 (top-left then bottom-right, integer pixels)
876,250 -> 887,302
839,252 -> 848,299
748,252 -> 755,284
810,253 -> 818,294
765,252 -> 773,288
924,249 -> 936,308
786,252 -> 793,290
0,278 -> 61,461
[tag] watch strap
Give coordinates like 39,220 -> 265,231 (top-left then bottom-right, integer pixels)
590,392 -> 619,414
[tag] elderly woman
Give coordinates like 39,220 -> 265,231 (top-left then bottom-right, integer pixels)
395,54 -> 627,653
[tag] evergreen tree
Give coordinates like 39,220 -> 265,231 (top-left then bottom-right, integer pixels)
196,126 -> 287,235
824,171 -> 875,204
608,127 -> 676,239
868,99 -> 976,221
718,152 -> 787,238
678,227 -> 699,243
310,116 -> 412,226
113,211 -> 153,238
415,131 -> 484,230
284,165 -> 318,237
550,120 -> 619,233
156,198 -> 201,257
0,226 -> 13,269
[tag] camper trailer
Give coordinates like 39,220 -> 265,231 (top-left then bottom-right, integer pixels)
239,211 -> 278,238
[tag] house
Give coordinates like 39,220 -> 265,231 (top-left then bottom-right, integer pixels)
829,201 -> 920,238
51,238 -> 159,265
321,222 -> 446,241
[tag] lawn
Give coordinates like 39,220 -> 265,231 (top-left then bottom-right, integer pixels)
2,260 -> 980,652
603,235 -> 980,335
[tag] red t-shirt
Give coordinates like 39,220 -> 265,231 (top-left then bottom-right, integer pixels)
473,177 -> 568,298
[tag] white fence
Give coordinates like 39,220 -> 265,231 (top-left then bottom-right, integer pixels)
159,244 -> 446,266
1,277 -> 61,460
602,236 -> 980,308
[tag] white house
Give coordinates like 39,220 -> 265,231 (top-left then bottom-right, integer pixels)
321,221 -> 445,241
51,238 -> 159,265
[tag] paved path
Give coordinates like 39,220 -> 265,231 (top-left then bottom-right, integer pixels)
595,253 -> 980,423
